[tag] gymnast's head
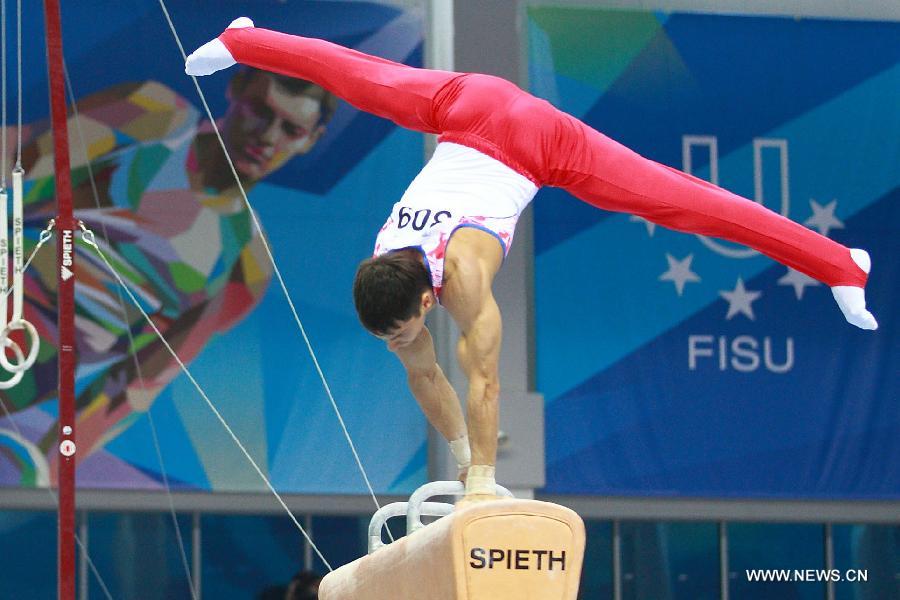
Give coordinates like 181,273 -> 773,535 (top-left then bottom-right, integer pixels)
222,67 -> 338,181
353,250 -> 436,350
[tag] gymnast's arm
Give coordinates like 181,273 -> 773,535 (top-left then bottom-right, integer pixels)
187,18 -> 459,134
393,327 -> 469,473
440,245 -> 503,496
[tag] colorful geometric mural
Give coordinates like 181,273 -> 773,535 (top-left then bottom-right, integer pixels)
0,1 -> 428,494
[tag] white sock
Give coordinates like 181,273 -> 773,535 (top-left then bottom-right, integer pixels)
184,17 -> 254,76
228,17 -> 254,29
831,248 -> 878,330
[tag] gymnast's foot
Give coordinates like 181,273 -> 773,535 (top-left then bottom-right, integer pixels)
831,249 -> 878,330
184,17 -> 253,76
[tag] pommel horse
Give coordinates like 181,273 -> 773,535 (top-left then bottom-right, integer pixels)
319,481 -> 586,599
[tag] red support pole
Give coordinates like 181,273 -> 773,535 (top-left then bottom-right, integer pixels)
42,1 -> 76,598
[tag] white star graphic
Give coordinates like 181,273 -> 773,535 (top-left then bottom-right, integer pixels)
804,199 -> 844,237
658,253 -> 700,296
720,277 -> 762,320
777,267 -> 821,300
629,215 -> 656,237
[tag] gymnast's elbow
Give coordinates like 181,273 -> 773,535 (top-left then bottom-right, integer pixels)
467,368 -> 500,403
406,362 -> 442,389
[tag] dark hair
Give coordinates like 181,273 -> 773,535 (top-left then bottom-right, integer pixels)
353,252 -> 431,335
233,67 -> 338,124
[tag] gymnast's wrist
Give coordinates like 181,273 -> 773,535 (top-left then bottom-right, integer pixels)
449,435 -> 471,475
465,464 -> 496,496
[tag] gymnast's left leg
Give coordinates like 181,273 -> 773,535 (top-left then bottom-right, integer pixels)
553,123 -> 877,330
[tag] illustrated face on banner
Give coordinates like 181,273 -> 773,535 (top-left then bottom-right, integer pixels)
223,69 -> 330,181
0,1 -> 428,495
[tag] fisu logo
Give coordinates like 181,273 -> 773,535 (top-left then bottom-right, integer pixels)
654,137 -> 825,374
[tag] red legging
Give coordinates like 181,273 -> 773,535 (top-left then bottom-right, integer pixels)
219,27 -> 867,288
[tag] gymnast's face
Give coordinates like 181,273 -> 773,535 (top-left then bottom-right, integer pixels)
380,293 -> 434,352
223,71 -> 326,181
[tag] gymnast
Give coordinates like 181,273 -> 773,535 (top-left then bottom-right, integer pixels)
186,18 -> 877,500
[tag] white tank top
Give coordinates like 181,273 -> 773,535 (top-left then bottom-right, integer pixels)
373,142 -> 538,298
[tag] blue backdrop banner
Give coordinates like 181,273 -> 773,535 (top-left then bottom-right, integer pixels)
529,7 -> 899,499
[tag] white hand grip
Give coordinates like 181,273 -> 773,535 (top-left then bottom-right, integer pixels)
406,481 -> 514,534
368,501 -> 453,554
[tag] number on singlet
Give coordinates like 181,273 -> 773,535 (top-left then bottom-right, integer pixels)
398,206 -> 412,229
396,207 -> 453,231
432,210 -> 451,227
412,209 -> 431,230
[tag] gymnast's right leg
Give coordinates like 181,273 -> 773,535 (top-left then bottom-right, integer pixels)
186,18 -> 459,135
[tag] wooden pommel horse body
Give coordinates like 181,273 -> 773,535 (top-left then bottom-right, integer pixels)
319,482 -> 585,599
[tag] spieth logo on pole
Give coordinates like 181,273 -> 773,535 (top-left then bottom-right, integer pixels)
61,229 -> 74,281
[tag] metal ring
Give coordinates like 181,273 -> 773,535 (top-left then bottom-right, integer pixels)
0,319 -> 40,373
0,337 -> 25,389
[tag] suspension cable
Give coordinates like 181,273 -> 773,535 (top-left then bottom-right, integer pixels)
62,61 -> 198,598
2,0 -> 6,188
0,0 -> 19,390
0,0 -> 38,376
0,398 -> 115,600
79,222 -> 334,571
0,2 -> 111,595
156,0 -> 393,538
0,164 -> 41,374
15,0 -> 21,169
0,14 -> 107,569
0,220 -> 52,390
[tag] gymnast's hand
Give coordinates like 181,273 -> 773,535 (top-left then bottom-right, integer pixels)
184,17 -> 253,76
